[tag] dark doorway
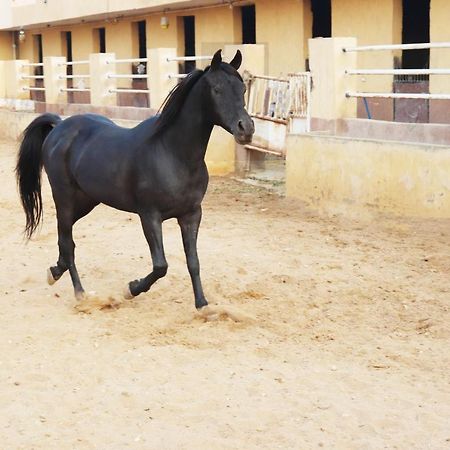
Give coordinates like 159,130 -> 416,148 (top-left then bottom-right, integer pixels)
311,0 -> 331,38
32,34 -> 44,101
33,34 -> 43,75
136,20 -> 147,59
62,31 -> 73,102
97,27 -> 106,53
394,0 -> 430,123
402,0 -> 430,69
241,4 -> 256,44
62,31 -> 72,74
183,16 -> 196,73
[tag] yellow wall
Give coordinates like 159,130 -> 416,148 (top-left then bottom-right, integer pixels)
333,0 -> 402,91
286,134 -> 450,218
147,6 -> 239,66
71,26 -> 94,79
0,32 -> 12,59
303,0 -> 313,62
195,6 -> 240,57
256,0 -> 307,75
147,13 -> 180,50
16,34 -> 33,61
42,28 -> 63,56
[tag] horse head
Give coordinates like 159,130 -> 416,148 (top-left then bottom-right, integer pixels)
204,49 -> 255,145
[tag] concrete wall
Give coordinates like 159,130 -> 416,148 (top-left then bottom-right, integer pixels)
147,13 -> 180,50
0,31 -> 12,59
256,0 -> 307,75
286,133 -> 450,218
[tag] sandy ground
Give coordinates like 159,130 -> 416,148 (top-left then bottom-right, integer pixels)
0,138 -> 449,450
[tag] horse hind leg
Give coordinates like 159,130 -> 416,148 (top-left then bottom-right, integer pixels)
48,191 -> 98,300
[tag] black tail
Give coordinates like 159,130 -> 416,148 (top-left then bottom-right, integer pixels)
16,113 -> 62,239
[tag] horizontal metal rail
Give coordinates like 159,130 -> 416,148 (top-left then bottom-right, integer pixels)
59,74 -> 90,79
107,57 -> 148,64
167,55 -> 212,62
343,42 -> 450,52
58,60 -> 89,66
107,74 -> 147,79
346,91 -> 450,100
244,144 -> 283,157
346,68 -> 450,75
23,86 -> 45,91
250,114 -> 288,125
60,87 -> 90,92
108,88 -> 149,94
21,75 -> 44,79
249,74 -> 289,82
22,62 -> 43,67
168,73 -> 188,79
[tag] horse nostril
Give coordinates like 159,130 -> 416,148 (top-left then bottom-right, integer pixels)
238,120 -> 245,133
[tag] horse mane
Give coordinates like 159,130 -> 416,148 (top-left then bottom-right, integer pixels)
150,68 -> 207,139
149,63 -> 243,140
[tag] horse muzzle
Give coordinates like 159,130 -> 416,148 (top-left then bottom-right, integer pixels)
233,117 -> 255,145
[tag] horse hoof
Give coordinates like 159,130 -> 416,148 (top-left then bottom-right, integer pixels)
47,268 -> 56,286
75,291 -> 86,302
123,284 -> 135,300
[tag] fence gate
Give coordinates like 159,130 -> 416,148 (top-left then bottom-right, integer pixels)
244,71 -> 311,157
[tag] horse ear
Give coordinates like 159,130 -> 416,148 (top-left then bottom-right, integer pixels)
211,49 -> 222,71
229,50 -> 242,70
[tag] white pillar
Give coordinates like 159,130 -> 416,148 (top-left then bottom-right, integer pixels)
308,37 -> 358,120
147,48 -> 178,110
90,53 -> 116,107
5,60 -> 30,99
43,56 -> 67,104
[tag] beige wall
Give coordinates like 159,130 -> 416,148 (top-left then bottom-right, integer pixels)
195,6 -> 240,57
42,29 -> 63,56
16,33 -> 33,61
147,14 -> 179,49
333,0 -> 402,92
256,0 -> 307,75
0,31 -> 12,59
286,133 -> 450,218
147,6 -> 239,64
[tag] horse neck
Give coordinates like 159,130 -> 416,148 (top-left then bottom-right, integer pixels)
160,78 -> 214,162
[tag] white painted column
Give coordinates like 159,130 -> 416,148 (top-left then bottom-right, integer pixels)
147,48 -> 178,110
43,56 -> 67,104
5,59 -> 29,99
308,37 -> 358,120
90,53 -> 116,107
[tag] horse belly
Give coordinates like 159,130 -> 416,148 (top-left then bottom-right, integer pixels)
73,151 -> 138,213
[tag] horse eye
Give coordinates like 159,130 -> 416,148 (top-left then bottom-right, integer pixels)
213,87 -> 220,94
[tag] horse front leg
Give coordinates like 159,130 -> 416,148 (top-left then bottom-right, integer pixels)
178,207 -> 208,310
125,212 -> 168,299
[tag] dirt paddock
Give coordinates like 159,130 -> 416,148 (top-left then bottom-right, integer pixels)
0,138 -> 449,449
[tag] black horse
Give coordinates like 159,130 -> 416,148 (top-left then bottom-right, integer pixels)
16,49 -> 254,310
